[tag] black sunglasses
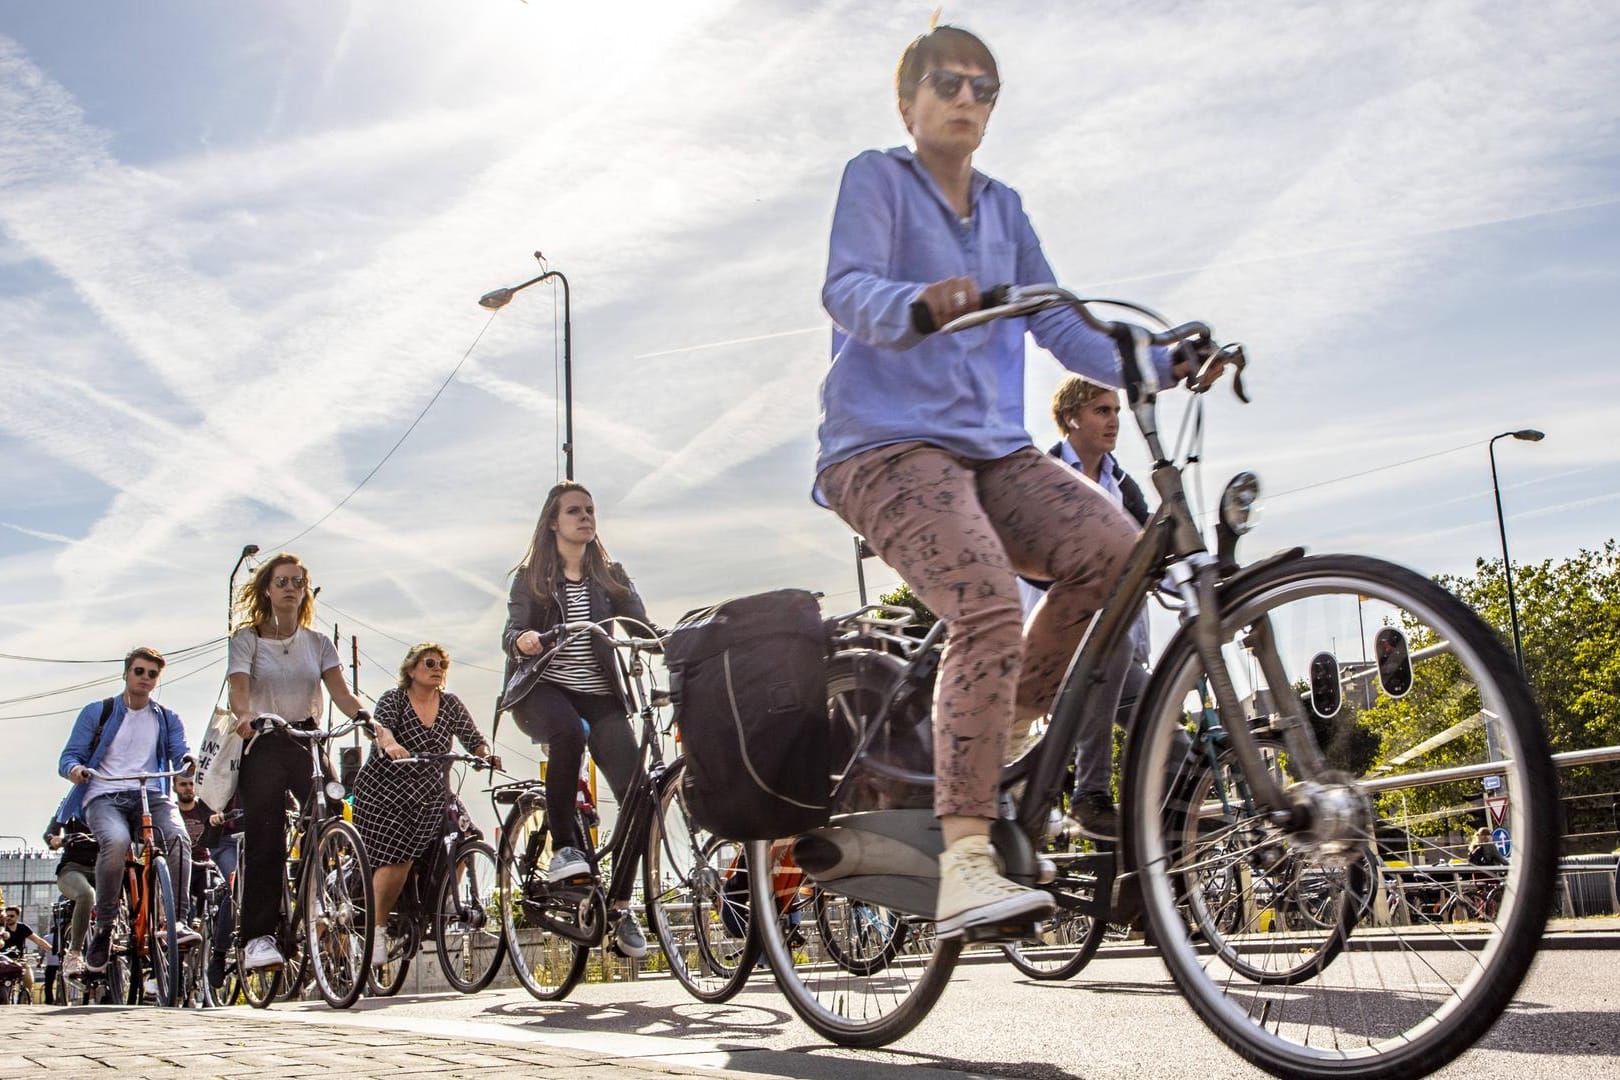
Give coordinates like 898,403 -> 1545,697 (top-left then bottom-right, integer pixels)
131,665 -> 162,678
921,70 -> 1000,105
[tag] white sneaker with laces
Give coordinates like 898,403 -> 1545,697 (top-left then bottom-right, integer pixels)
371,935 -> 391,968
935,834 -> 1054,940
243,934 -> 284,970
62,950 -> 85,978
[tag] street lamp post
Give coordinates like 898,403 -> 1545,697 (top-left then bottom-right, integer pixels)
478,257 -> 574,480
1488,428 -> 1545,675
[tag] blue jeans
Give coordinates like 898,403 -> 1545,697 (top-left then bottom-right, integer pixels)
208,839 -> 239,951
84,789 -> 193,928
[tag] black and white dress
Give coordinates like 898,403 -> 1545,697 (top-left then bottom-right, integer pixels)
352,688 -> 486,866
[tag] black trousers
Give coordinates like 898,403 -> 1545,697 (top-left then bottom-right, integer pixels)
236,731 -> 318,941
510,684 -> 639,853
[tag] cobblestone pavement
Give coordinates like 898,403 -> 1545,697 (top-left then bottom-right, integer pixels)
0,1005 -> 767,1080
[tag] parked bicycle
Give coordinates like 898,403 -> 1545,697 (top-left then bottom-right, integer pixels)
235,713 -> 375,1010
368,754 -> 505,996
747,284 -> 1558,1080
79,763 -> 196,1007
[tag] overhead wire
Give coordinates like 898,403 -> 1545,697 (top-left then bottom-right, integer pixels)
0,637 -> 227,666
0,639 -> 229,707
269,310 -> 501,552
0,646 -> 229,724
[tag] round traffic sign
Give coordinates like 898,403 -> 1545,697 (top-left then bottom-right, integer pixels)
1491,827 -> 1511,858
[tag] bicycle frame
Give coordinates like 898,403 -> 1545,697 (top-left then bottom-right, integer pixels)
84,764 -> 191,1003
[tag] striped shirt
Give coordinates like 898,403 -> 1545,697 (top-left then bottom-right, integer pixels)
542,580 -> 613,695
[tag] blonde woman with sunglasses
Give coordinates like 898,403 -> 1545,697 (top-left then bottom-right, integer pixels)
226,553 -> 370,972
351,643 -> 499,965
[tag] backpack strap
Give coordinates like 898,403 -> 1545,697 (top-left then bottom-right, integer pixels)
85,697 -> 116,760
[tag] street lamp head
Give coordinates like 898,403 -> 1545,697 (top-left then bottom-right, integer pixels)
1513,429 -> 1545,442
478,287 -> 514,310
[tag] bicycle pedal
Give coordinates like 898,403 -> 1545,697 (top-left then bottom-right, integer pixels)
961,918 -> 1040,945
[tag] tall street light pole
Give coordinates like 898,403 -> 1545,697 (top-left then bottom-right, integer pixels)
478,256 -> 574,480
1488,428 -> 1545,675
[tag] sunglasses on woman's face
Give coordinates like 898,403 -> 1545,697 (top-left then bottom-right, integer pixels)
421,656 -> 450,670
130,665 -> 162,678
273,575 -> 307,591
921,69 -> 1000,105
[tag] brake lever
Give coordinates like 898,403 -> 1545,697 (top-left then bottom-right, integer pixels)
1223,344 -> 1250,404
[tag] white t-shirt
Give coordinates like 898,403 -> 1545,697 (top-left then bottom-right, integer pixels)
228,626 -> 341,725
84,702 -> 159,805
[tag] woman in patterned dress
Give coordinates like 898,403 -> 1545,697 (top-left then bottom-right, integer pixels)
352,642 -> 499,965
501,480 -> 655,958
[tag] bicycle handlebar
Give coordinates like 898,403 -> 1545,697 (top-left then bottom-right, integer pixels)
386,751 -> 498,769
934,284 -> 1250,404
84,762 -> 195,783
252,713 -> 375,741
544,619 -> 665,653
908,284 -> 1011,334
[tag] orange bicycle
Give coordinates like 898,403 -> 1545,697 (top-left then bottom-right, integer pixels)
83,763 -> 196,1007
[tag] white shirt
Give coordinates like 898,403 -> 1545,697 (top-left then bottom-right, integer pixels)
84,702 -> 159,805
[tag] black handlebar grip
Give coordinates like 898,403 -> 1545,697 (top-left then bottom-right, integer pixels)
909,284 -> 1012,334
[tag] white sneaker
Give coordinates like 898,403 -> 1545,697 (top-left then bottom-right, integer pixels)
371,935 -> 390,968
62,950 -> 85,978
243,935 -> 284,970
935,835 -> 1054,940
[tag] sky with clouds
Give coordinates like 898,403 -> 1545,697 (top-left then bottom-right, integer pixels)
2,0 -> 1617,844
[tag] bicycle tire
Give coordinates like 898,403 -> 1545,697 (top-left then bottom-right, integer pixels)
149,857 -> 180,1007
1001,902 -> 1108,981
644,759 -> 758,1003
305,819 -> 372,1009
1172,736 -> 1351,986
435,840 -> 506,993
1125,553 -> 1557,1080
368,915 -> 414,997
813,890 -> 907,977
497,797 -> 588,1001
745,649 -> 961,1047
184,909 -> 211,1008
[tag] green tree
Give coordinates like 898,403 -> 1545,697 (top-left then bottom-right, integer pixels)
1361,541 -> 1620,847
877,582 -> 938,633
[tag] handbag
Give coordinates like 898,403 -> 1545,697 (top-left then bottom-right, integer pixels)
197,704 -> 243,811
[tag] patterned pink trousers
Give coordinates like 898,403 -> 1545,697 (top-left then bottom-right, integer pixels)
820,442 -> 1138,818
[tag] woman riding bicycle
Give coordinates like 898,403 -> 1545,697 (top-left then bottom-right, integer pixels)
502,480 -> 656,958
227,553 -> 370,972
353,642 -> 499,966
814,22 -> 1210,941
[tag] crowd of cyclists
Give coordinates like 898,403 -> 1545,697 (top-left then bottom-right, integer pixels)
5,16 -> 1204,1010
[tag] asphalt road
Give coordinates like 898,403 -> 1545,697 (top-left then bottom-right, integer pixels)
246,944 -> 1620,1080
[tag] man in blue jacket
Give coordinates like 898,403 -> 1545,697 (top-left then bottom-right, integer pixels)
58,646 -> 198,973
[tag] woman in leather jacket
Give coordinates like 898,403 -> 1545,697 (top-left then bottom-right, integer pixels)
499,481 -> 654,957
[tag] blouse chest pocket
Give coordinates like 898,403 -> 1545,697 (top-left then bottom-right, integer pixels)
979,240 -> 1018,287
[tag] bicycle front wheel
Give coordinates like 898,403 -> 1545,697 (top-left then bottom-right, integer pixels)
304,820 -> 373,1009
436,841 -> 505,993
497,796 -> 589,1001
148,857 -> 180,1007
644,758 -> 758,1003
1126,553 -> 1557,1080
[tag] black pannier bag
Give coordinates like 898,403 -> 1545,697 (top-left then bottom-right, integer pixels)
664,588 -> 831,841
